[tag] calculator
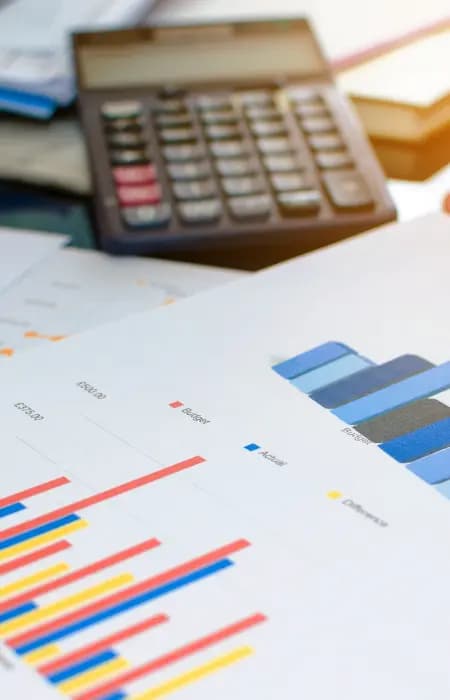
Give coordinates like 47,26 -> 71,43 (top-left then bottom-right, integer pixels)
74,19 -> 396,267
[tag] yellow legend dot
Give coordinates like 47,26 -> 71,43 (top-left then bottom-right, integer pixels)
327,490 -> 343,500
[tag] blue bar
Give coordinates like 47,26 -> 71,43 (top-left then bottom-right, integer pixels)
334,362 -> 450,424
0,602 -> 36,624
0,503 -> 26,519
101,693 -> 127,700
380,417 -> 450,463
272,342 -> 353,379
0,514 -> 80,551
435,479 -> 450,499
311,355 -> 434,408
48,650 -> 117,684
407,447 -> 450,484
16,558 -> 233,655
290,354 -> 373,394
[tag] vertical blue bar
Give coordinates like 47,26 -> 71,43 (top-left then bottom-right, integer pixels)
407,447 -> 450,484
48,650 -> 117,684
333,362 -> 450,424
290,353 -> 373,393
0,502 -> 26,519
272,342 -> 353,379
311,355 -> 434,408
380,417 -> 450,462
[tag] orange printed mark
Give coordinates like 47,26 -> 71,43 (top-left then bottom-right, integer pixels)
24,331 -> 67,342
0,347 -> 14,357
163,297 -> 175,306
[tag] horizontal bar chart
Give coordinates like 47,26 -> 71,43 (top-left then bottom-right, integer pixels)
272,341 -> 450,501
311,355 -> 434,408
0,519 -> 87,563
290,353 -> 373,394
75,614 -> 266,700
49,649 -> 118,684
0,513 -> 81,552
355,399 -> 450,443
0,540 -> 71,575
380,417 -> 450,463
0,456 -> 205,544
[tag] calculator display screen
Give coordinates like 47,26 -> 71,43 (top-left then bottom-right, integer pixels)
78,20 -> 326,89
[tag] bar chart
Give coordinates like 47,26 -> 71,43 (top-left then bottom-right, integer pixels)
0,453 -> 266,699
273,342 -> 450,499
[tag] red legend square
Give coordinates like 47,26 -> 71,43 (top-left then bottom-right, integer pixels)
169,401 -> 184,408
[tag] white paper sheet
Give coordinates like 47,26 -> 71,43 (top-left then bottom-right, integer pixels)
0,247 -> 244,357
1,214 -> 450,698
0,227 -> 68,294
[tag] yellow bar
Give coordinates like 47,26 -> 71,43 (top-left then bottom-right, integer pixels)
0,572 -> 133,635
59,657 -> 129,694
24,644 -> 61,665
0,563 -> 70,598
0,519 -> 88,562
132,646 -> 254,700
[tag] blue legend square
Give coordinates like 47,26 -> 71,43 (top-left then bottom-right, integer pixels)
244,443 -> 260,452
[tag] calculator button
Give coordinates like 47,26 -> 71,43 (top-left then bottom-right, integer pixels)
246,106 -> 281,121
228,194 -> 272,220
250,121 -> 286,137
156,113 -> 192,128
121,203 -> 171,228
286,87 -> 321,104
300,117 -> 336,134
173,180 -> 216,201
263,155 -> 301,173
222,176 -> 264,197
315,150 -> 353,169
270,173 -> 313,192
117,184 -> 162,207
163,144 -> 205,162
108,132 -> 146,148
294,103 -> 329,119
322,170 -> 374,210
110,149 -> 149,165
239,91 -> 273,107
154,99 -> 186,114
178,199 -> 222,224
201,110 -> 237,125
196,95 -> 233,111
101,101 -> 143,120
308,132 -> 344,151
159,128 -> 197,144
206,124 -> 241,140
113,164 -> 157,185
216,158 -> 255,177
105,118 -> 143,132
257,137 -> 292,155
167,161 -> 210,181
209,140 -> 248,159
277,190 -> 321,215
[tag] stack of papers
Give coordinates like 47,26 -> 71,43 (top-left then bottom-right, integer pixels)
1,213 -> 450,699
0,0 -> 155,118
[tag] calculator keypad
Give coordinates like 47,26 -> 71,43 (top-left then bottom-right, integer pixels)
100,85 -> 374,234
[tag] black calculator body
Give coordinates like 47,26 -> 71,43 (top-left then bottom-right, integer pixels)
74,19 -> 396,268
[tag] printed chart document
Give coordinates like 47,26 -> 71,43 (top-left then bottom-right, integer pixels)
2,213 -> 450,698
0,228 -> 68,294
0,246 -> 243,358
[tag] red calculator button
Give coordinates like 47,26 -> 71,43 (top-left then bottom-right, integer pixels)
117,184 -> 162,207
113,164 -> 157,185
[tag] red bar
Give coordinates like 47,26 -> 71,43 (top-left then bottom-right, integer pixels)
0,538 -> 160,614
8,539 -> 249,650
39,613 -> 169,676
0,457 -> 205,543
0,476 -> 70,509
0,540 -> 71,576
75,613 -> 267,700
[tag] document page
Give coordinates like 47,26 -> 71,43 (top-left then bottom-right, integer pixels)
0,228 -> 68,294
1,214 -> 450,699
0,247 -> 243,358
